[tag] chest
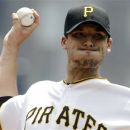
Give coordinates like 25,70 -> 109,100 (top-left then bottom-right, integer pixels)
20,86 -> 130,130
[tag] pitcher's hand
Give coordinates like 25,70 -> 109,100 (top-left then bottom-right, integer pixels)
3,9 -> 40,49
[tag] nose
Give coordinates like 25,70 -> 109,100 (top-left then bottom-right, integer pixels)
83,40 -> 94,47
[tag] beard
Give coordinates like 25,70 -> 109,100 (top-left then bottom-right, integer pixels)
73,58 -> 102,69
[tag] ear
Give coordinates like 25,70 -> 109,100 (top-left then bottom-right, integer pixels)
107,37 -> 112,53
61,36 -> 68,50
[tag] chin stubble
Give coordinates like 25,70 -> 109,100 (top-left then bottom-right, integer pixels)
75,59 -> 99,68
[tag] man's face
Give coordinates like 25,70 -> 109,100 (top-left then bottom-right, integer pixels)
61,23 -> 112,69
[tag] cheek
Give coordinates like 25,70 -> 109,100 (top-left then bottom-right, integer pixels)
99,45 -> 107,58
99,48 -> 104,55
67,47 -> 77,59
66,44 -> 76,58
66,42 -> 78,55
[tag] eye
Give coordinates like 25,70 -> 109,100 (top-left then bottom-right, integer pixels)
71,32 -> 86,39
93,33 -> 107,41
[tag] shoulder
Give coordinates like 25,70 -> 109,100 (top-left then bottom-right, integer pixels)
24,80 -> 65,102
27,80 -> 57,91
0,95 -> 25,120
26,80 -> 62,95
0,95 -> 25,114
30,80 -> 57,88
98,79 -> 130,97
95,79 -> 130,91
106,79 -> 129,89
0,95 -> 25,130
109,82 -> 130,93
88,79 -> 130,94
0,95 -> 25,113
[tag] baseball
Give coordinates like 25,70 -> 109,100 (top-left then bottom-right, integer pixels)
16,7 -> 35,27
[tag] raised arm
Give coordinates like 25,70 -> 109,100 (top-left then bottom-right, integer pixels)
0,8 -> 40,130
0,9 -> 40,96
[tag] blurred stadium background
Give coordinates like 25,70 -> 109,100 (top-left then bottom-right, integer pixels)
0,0 -> 130,94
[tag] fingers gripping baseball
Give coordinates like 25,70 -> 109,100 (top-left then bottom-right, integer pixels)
12,13 -> 19,25
3,8 -> 40,48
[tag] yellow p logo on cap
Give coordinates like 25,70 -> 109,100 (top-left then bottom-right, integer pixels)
84,6 -> 94,17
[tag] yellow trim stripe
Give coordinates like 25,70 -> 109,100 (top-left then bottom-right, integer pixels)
63,77 -> 106,85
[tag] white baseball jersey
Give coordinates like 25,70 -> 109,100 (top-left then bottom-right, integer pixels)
0,78 -> 130,130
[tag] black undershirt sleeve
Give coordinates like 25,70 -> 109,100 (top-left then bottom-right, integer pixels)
0,96 -> 12,107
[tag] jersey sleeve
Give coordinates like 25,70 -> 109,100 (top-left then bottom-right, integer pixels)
0,95 -> 25,130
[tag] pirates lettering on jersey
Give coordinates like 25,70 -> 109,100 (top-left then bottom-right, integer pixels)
24,105 -> 107,130
24,106 -> 54,130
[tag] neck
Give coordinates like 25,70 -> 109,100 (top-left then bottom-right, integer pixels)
65,63 -> 101,84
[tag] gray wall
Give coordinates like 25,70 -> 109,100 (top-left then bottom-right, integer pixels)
0,0 -> 130,94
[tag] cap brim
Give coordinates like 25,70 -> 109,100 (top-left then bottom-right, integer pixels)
65,20 -> 110,37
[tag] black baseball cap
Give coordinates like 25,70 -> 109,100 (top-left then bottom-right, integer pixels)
64,4 -> 110,37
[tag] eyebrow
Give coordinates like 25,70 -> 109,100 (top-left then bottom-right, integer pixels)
74,24 -> 105,31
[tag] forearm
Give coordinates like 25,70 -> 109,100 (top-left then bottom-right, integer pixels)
0,9 -> 39,96
0,42 -> 18,96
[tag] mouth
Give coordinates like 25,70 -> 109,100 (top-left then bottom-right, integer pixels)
79,48 -> 99,51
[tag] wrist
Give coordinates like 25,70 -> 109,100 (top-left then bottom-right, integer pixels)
3,39 -> 20,52
3,30 -> 22,50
